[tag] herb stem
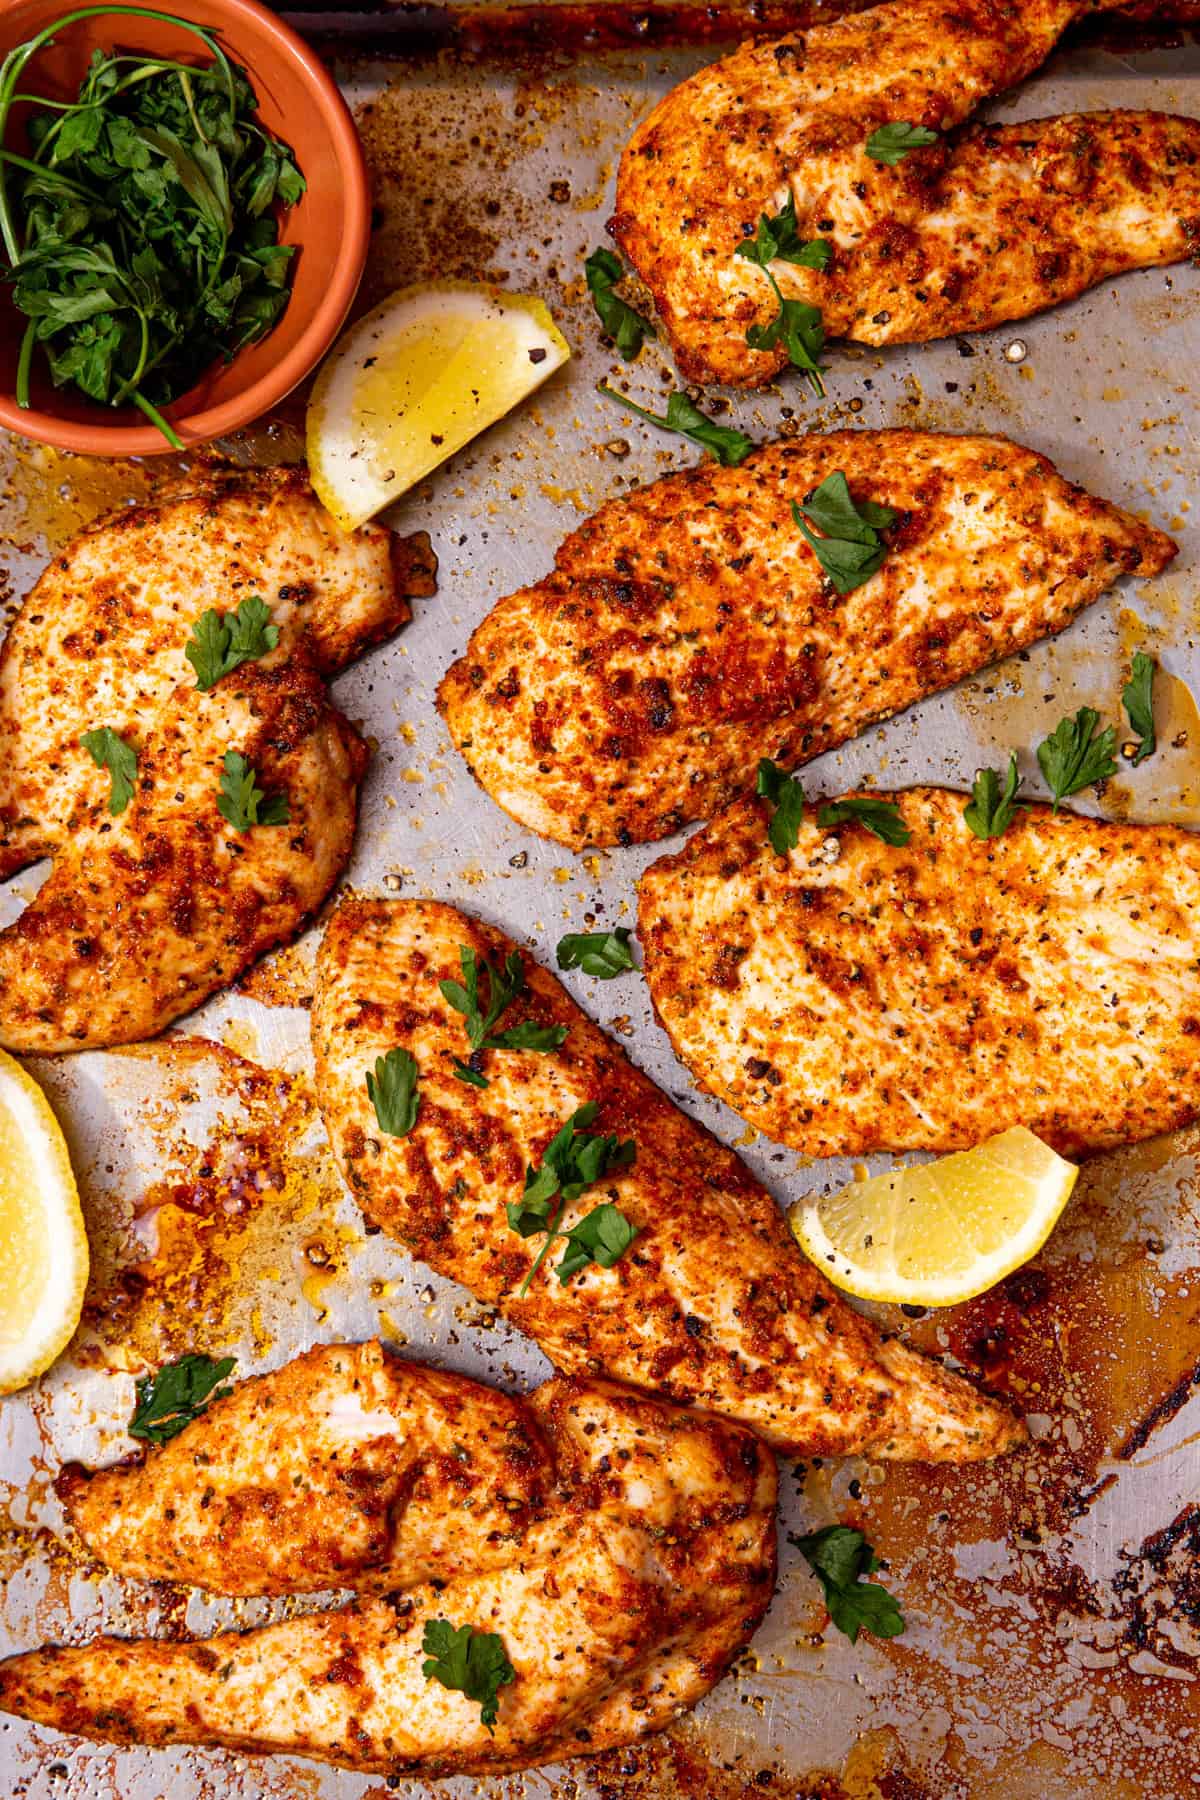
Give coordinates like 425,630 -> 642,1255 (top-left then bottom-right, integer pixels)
768,267 -> 825,398
596,381 -> 666,430
131,388 -> 182,447
108,56 -> 207,83
0,7 -> 301,425
6,93 -> 79,111
15,319 -> 35,409
111,309 -> 150,407
595,381 -> 754,467
0,148 -> 98,198
516,1202 -> 566,1300
177,68 -> 207,144
118,331 -> 173,396
0,6 -> 224,262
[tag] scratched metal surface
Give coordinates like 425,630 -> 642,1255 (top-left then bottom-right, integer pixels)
2,20 -> 1200,1800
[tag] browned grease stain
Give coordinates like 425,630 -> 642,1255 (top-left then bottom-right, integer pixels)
0,1508 -> 94,1589
0,429 -> 306,568
447,0 -> 872,54
350,69 -> 616,517
800,1126 -> 1200,1798
0,1514 -> 113,1650
0,436 -> 159,556
838,1728 -> 1148,1800
352,64 -> 640,310
950,604 -> 1200,827
1103,608 -> 1200,825
580,1731 -> 841,1798
1109,666 -> 1200,823
951,634 -> 1117,773
354,79 -> 521,309
68,1039 -> 351,1369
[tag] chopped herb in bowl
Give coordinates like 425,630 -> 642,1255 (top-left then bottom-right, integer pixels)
0,6 -> 306,446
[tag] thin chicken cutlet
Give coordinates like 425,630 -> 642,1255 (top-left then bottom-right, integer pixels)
612,0 -> 1200,386
3,1347 -> 777,1777
639,787 -> 1200,1158
439,431 -> 1173,848
0,466 -> 436,1051
312,897 -> 1026,1463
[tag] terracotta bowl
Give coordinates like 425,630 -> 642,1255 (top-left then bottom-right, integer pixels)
0,0 -> 368,455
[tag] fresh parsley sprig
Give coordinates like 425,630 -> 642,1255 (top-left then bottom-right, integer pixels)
756,758 -> 804,855
129,1352 -> 235,1445
965,668 -> 1157,828
866,122 -> 940,165
1036,707 -> 1118,811
817,796 -> 910,846
746,291 -> 826,393
963,753 -> 1025,841
0,9 -> 306,445
791,1524 -> 905,1644
441,946 -> 523,1050
735,194 -> 829,392
366,1047 -> 419,1137
1122,651 -> 1157,767
509,1102 -> 638,1298
748,296 -> 825,389
81,724 -> 136,815
597,382 -> 753,468
735,193 -> 831,273
555,928 -> 636,979
452,1059 -> 489,1090
554,1203 -> 639,1283
792,470 -> 896,595
421,1619 -> 515,1733
440,947 -> 568,1090
216,750 -> 289,832
585,247 -> 654,359
186,595 -> 278,691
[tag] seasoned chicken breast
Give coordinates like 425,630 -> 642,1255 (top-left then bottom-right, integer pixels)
2,1353 -> 777,1777
0,661 -> 364,1053
0,466 -> 434,880
311,897 -> 1025,1462
58,1340 -> 555,1596
612,0 -> 1200,386
0,468 -> 436,1051
638,786 -> 1200,1159
438,431 -> 1173,848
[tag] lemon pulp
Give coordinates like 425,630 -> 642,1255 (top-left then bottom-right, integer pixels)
0,1104 -> 52,1345
0,1050 -> 88,1391
308,282 -> 571,530
789,1126 -> 1077,1308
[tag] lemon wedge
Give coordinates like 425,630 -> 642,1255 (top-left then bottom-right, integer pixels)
0,1049 -> 88,1394
307,280 -> 571,529
789,1127 -> 1077,1308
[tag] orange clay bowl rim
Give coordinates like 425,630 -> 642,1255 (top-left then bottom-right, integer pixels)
0,0 -> 369,457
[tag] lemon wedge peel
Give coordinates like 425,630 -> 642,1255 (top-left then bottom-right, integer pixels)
0,1049 -> 88,1395
307,280 -> 571,531
789,1126 -> 1078,1309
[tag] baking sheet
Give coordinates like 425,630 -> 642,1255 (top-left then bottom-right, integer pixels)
2,19 -> 1200,1799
